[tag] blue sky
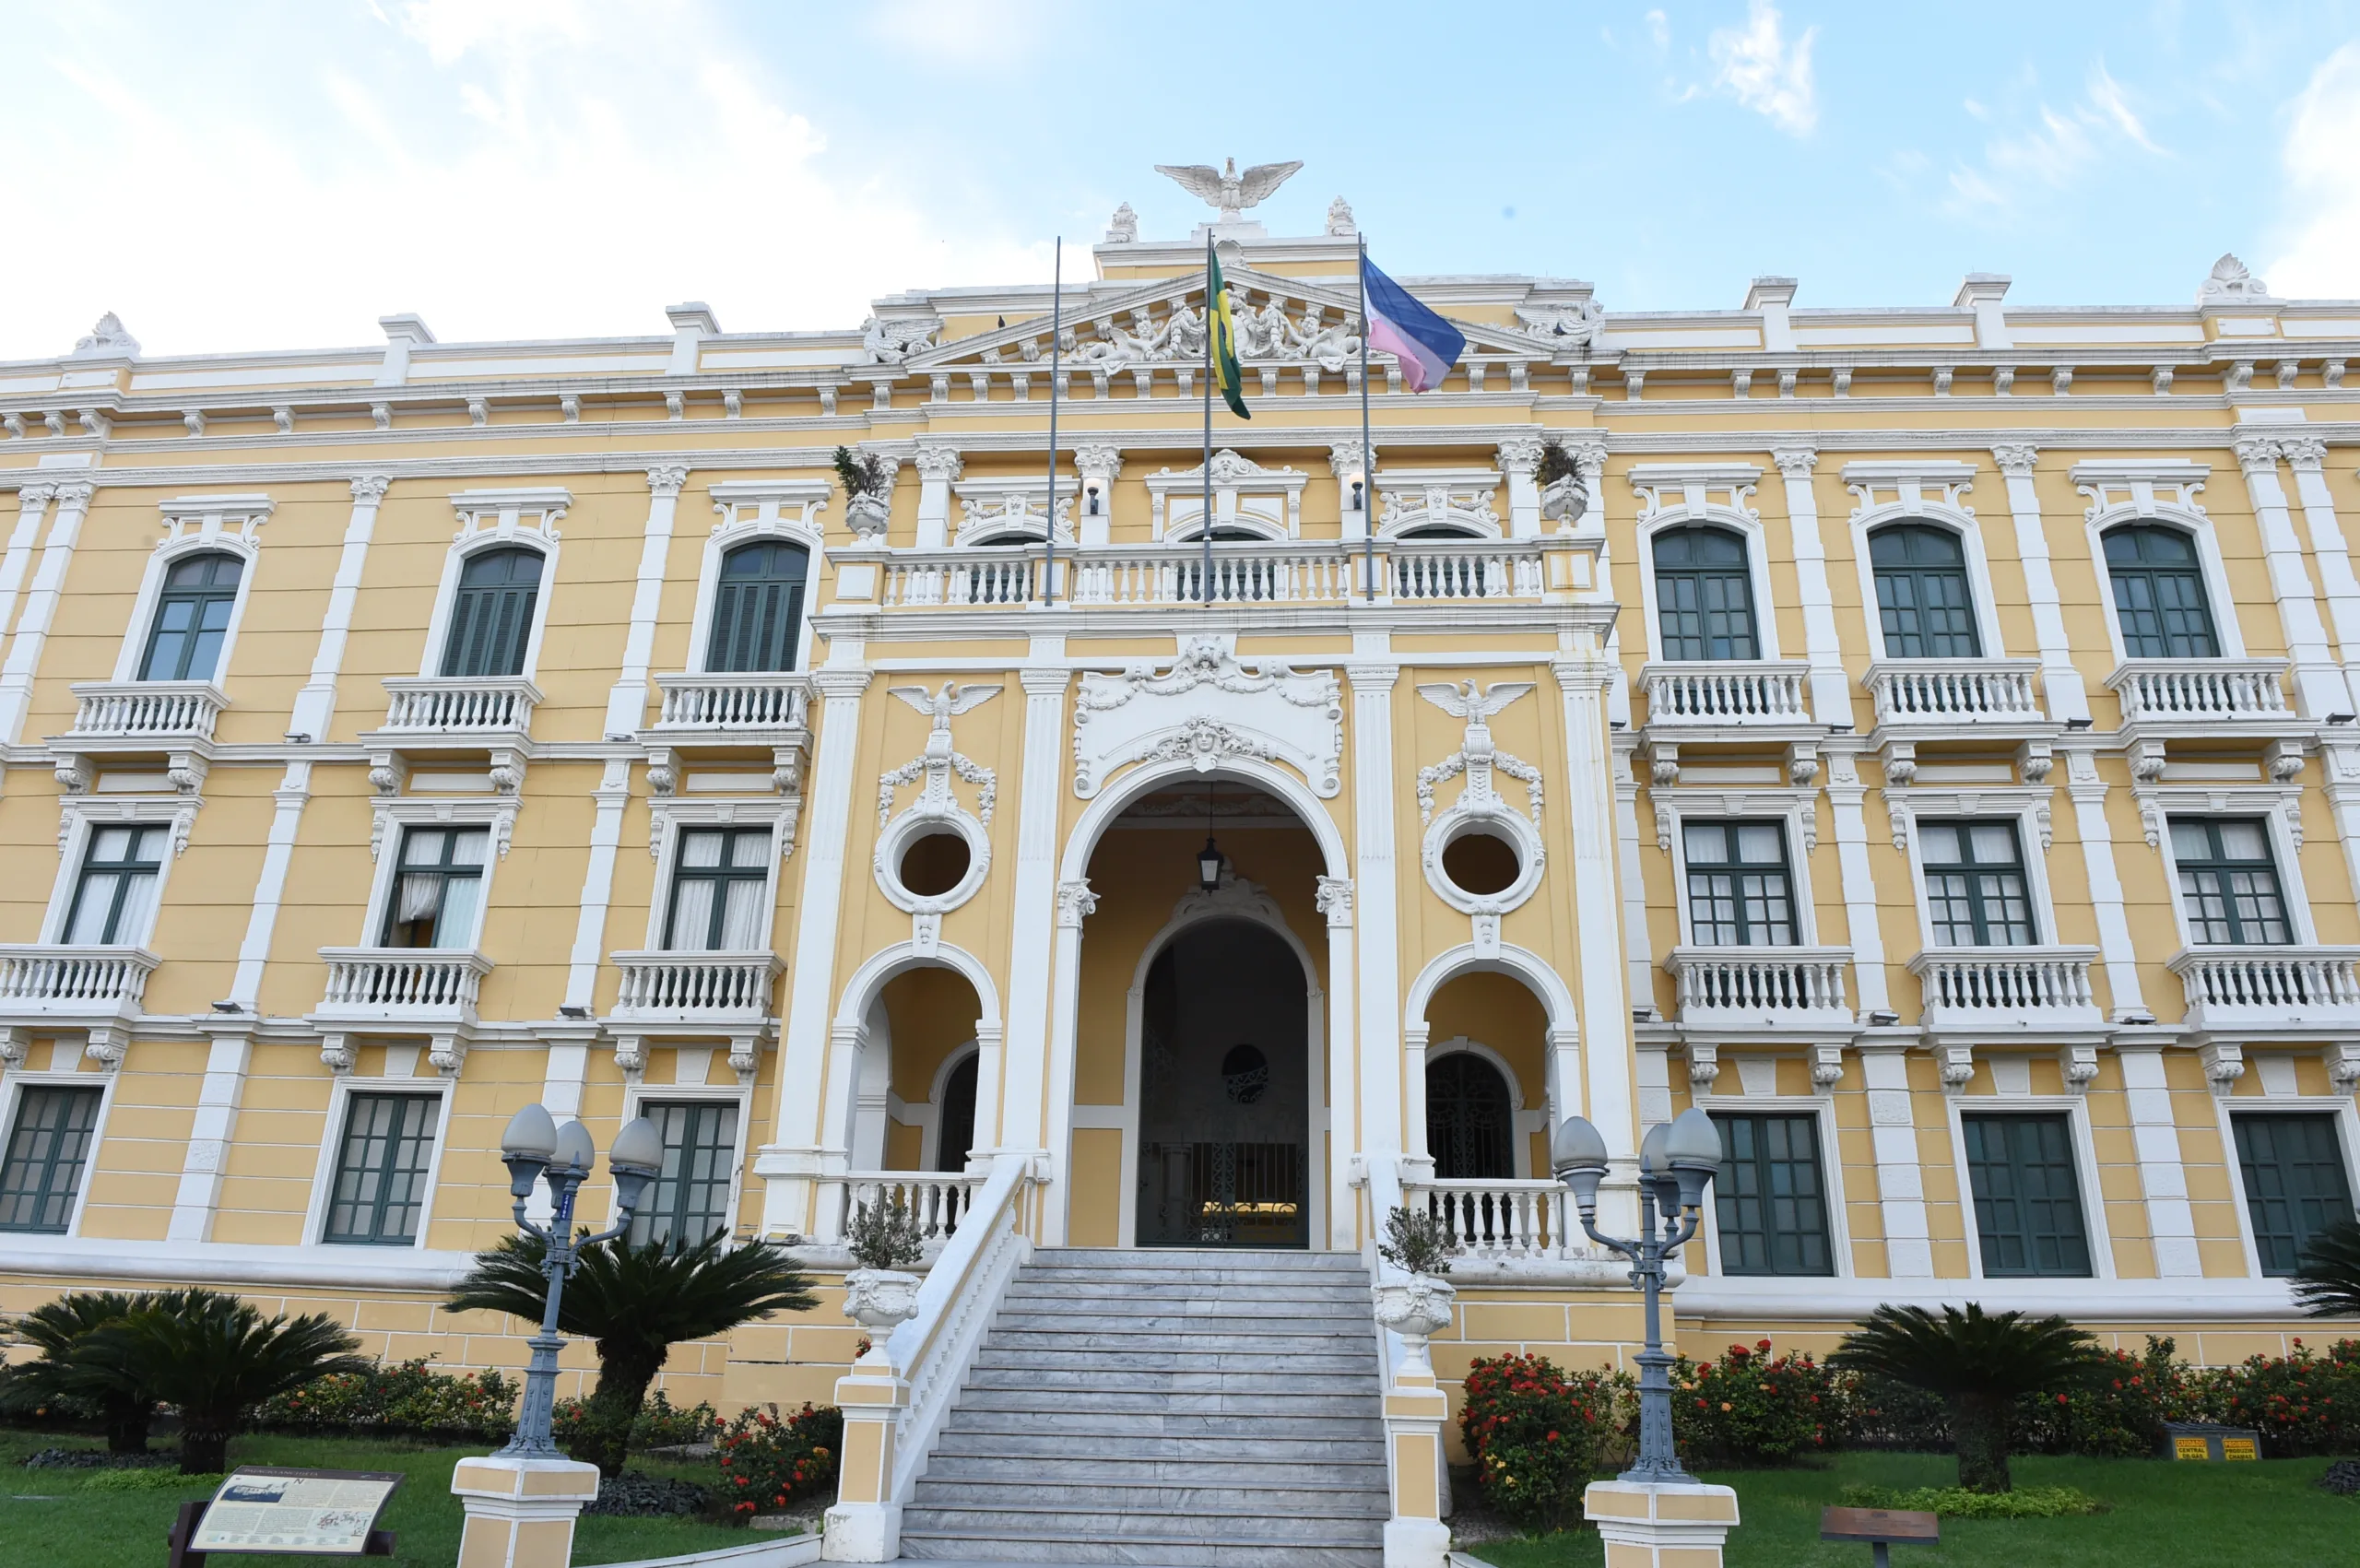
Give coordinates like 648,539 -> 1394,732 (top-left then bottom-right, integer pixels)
6,1 -> 2360,359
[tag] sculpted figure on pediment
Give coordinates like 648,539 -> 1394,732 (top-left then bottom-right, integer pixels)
860,314 -> 941,365
1514,300 -> 1604,347
1282,307 -> 1362,371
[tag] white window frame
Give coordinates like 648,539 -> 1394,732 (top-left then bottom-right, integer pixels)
302,1067 -> 454,1249
1422,1036 -> 1545,1178
642,800 -> 790,951
1371,468 -> 1505,542
1629,464 -> 1782,663
360,799 -> 519,950
2071,462 -> 2247,665
0,1060 -> 119,1240
613,1076 -> 755,1240
110,495 -> 273,686
1653,788 -> 1824,947
693,481 -> 829,677
2146,791 -> 2317,947
1841,464 -> 2008,663
1947,1091 -> 2116,1281
417,489 -> 568,682
1691,1078 -> 1855,1280
2212,1087 -> 2360,1281
43,796 -> 200,946
917,1039 -> 982,1172
1887,786 -> 2058,950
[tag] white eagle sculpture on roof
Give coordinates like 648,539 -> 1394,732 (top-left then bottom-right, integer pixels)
1154,158 -> 1304,223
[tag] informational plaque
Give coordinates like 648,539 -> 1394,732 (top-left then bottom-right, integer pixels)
2162,1421 -> 2264,1463
186,1468 -> 404,1555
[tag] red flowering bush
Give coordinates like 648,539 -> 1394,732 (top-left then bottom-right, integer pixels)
717,1402 -> 844,1516
2012,1337 -> 2179,1458
1671,1339 -> 1836,1466
2183,1338 -> 2360,1456
1457,1352 -> 1626,1527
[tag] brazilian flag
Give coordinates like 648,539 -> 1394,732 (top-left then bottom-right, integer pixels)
1209,248 -> 1249,419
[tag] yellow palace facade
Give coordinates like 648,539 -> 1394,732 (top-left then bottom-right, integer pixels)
2,180 -> 2358,1558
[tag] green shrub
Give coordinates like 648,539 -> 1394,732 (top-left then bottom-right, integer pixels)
1842,1372 -> 1953,1451
2012,1337 -> 2179,1458
2179,1337 -> 2360,1456
1457,1352 -> 1627,1527
78,1468 -> 224,1491
716,1403 -> 844,1517
255,1355 -> 518,1441
1672,1338 -> 1837,1466
1839,1482 -> 2105,1518
554,1389 -> 722,1454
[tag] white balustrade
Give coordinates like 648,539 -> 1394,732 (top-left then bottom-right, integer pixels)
838,1170 -> 990,1244
874,541 -> 1544,609
881,554 -> 1040,607
0,945 -> 159,1009
316,947 -> 491,1016
2106,659 -> 2293,722
651,673 -> 811,733
2169,946 -> 2360,1030
1664,945 -> 1854,1024
1638,661 -> 1812,725
609,950 -> 782,1020
378,677 -> 539,735
1069,545 -> 1362,606
66,681 -> 227,741
1409,1179 -> 1575,1262
1908,947 -> 2103,1027
1388,540 -> 1544,601
1865,660 -> 2043,725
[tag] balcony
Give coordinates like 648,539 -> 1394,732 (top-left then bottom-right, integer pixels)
313,947 -> 491,1025
1664,945 -> 1854,1030
0,945 -> 159,1020
860,538 -> 1551,611
1908,947 -> 2104,1031
1637,661 -> 1813,729
805,1169 -> 990,1252
2106,659 -> 2299,737
2169,946 -> 2360,1033
1408,1177 -> 1584,1264
1865,660 -> 2047,735
649,673 -> 811,737
64,681 -> 229,749
608,950 -> 783,1028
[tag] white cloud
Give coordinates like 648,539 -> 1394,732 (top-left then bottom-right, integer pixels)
1705,1 -> 1818,136
1646,8 -> 1670,50
1945,62 -> 2168,214
0,1 -> 1047,359
2267,41 -> 2360,299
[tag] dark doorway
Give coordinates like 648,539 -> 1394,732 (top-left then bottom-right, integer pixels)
1427,1054 -> 1516,1179
1137,919 -> 1309,1247
936,1053 -> 978,1173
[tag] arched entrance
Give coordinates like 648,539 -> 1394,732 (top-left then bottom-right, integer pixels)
1138,918 -> 1311,1247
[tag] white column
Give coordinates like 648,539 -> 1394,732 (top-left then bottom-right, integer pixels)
2117,1044 -> 2201,1278
913,446 -> 962,550
564,759 -> 635,1011
2322,740 -> 2360,913
0,483 -> 55,640
758,660 -> 871,1236
994,656 -> 1070,1161
166,1030 -> 254,1242
2282,438 -> 2360,714
1073,445 -> 1122,549
2063,748 -> 2149,1020
1823,751 -> 1889,1013
0,480 -> 93,745
1858,1044 -> 1933,1278
1612,743 -> 1655,1008
1988,444 -> 2087,722
604,466 -> 688,739
1317,875 -> 1359,1248
1771,447 -> 1851,725
1554,654 -> 1639,1232
1497,438 -> 1542,538
2236,437 -> 2346,719
228,760 -> 313,1007
1040,877 -> 1096,1246
288,476 -> 390,742
1331,442 -> 1370,543
1348,653 -> 1405,1157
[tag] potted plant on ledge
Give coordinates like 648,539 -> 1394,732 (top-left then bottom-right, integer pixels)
840,1194 -> 926,1363
834,446 -> 891,541
1537,439 -> 1587,525
1372,1205 -> 1457,1377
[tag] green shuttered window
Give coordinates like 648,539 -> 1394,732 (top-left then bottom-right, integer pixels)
324,1092 -> 441,1244
1710,1112 -> 1833,1277
1963,1113 -> 2091,1278
0,1086 -> 103,1233
2233,1114 -> 2354,1277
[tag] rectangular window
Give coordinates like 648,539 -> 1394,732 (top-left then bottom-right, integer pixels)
381,827 -> 489,949
2233,1114 -> 2354,1277
1710,1112 -> 1833,1277
323,1092 -> 441,1245
1919,820 -> 2035,947
1682,822 -> 1797,947
1962,1112 -> 2091,1277
2172,819 -> 2293,946
0,1086 -> 104,1233
630,1100 -> 739,1248
664,829 -> 772,952
62,826 -> 165,945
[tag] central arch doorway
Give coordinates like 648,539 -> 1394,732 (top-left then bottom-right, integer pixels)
1137,917 -> 1311,1247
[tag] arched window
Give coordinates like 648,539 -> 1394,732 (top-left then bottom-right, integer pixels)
2104,525 -> 2219,658
1426,1053 -> 1515,1180
1870,524 -> 1981,658
706,540 -> 808,673
139,553 -> 243,681
935,1053 -> 978,1173
1397,525 -> 1481,540
440,547 -> 543,678
1652,525 -> 1758,660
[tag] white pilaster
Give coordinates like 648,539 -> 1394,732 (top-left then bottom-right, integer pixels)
288,476 -> 390,742
166,1030 -> 254,1242
2282,438 -> 2360,714
1073,445 -> 1122,548
1611,741 -> 1655,1009
1041,877 -> 1096,1246
604,466 -> 688,739
228,761 -> 313,1007
2236,437 -> 2347,719
2117,1043 -> 2202,1278
1331,442 -> 1370,543
0,480 -> 93,745
913,445 -> 962,550
2063,748 -> 2149,1020
564,759 -> 635,1011
1858,1044 -> 1933,1278
1497,438 -> 1542,538
995,649 -> 1070,1163
1318,875 -> 1359,1247
2320,740 -> 2360,912
0,483 -> 55,641
1823,751 -> 1889,1013
1554,654 -> 1638,1233
1989,445 -> 2088,722
1771,447 -> 1850,725
1349,648 -> 1405,1157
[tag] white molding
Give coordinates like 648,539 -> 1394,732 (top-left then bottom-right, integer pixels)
0,1065 -> 120,1237
2075,471 -> 2248,664
686,496 -> 824,678
1888,784 -> 2060,952
43,795 -> 201,942
1651,786 -> 1823,944
2147,791 -> 2317,946
641,797 -> 796,949
107,494 -> 273,686
1689,1088 -> 1856,1280
417,490 -> 568,681
300,1071 -> 454,1249
916,1040 -> 981,1173
1630,473 -> 1782,663
1946,1090 -> 2117,1282
1842,475 -> 2008,663
2212,1091 -> 2360,1281
618,1079 -> 756,1239
356,797 -> 517,948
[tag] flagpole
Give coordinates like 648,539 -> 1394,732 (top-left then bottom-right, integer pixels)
1201,232 -> 1215,607
1359,233 -> 1375,603
1044,236 -> 1061,605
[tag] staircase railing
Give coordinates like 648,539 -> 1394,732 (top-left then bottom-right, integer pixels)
1361,1152 -> 1454,1566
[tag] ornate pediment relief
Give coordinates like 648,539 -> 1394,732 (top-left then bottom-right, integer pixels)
1072,638 -> 1341,799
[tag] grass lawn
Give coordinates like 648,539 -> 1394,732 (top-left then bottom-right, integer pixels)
0,1426 -> 774,1567
1462,1450 -> 2360,1568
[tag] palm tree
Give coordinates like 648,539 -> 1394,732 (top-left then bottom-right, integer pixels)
1831,1303 -> 2107,1493
88,1291 -> 371,1474
2292,1218 -> 2360,1317
449,1232 -> 816,1476
0,1291 -> 183,1453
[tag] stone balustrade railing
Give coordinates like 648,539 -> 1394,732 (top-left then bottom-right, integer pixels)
1908,946 -> 2104,1028
1865,659 -> 2044,725
609,950 -> 782,1021
2169,945 -> 2360,1030
1664,945 -> 1854,1024
2106,658 -> 2293,722
836,1170 -> 989,1244
1637,661 -> 1812,725
315,947 -> 492,1016
1409,1178 -> 1576,1263
650,673 -> 812,733
377,676 -> 540,735
0,945 -> 160,1009
864,538 -> 1548,610
66,681 -> 228,742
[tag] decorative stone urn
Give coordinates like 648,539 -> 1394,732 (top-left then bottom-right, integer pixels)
841,1267 -> 922,1361
845,491 -> 891,541
1540,472 -> 1587,524
1372,1274 -> 1457,1379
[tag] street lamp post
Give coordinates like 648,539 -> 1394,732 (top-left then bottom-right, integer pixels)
1552,1105 -> 1725,1483
493,1102 -> 664,1459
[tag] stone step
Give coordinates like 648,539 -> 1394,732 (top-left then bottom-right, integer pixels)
937,1409 -> 1386,1442
971,1346 -> 1377,1374
991,1309 -> 1368,1335
1001,1279 -> 1374,1303
1012,1264 -> 1372,1284
962,1366 -> 1378,1395
909,1479 -> 1394,1518
1027,1247 -> 1367,1269
899,1503 -> 1386,1545
898,1529 -> 1381,1568
926,1429 -> 1388,1464
981,1326 -> 1376,1355
920,1452 -> 1391,1485
948,1387 -> 1379,1418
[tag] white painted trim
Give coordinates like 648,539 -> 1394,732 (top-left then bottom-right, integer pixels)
1845,503 -> 2008,664
229,762 -> 313,1007
616,1079 -> 757,1239
1946,1091 -> 2117,1282
289,477 -> 389,743
2212,1091 -> 2360,1282
565,760 -> 634,1011
45,796 -> 198,945
1631,471 -> 1783,663
2082,509 -> 2248,666
0,1064 -> 119,1238
1890,787 -> 2059,951
1689,1088 -> 1856,1280
301,1071 -> 455,1248
688,501 -> 826,676
1655,790 -> 1823,947
416,493 -> 566,681
1674,1275 -> 2300,1320
2150,795 -> 2318,947
357,801 -> 515,949
916,1041 -> 980,1173
108,527 -> 266,688
1400,944 -> 1581,1047
643,798 -> 794,950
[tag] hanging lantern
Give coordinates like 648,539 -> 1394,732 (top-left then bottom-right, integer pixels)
1198,835 -> 1224,892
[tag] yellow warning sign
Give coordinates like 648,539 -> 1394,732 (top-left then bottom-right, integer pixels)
2222,1439 -> 2258,1461
2174,1437 -> 2210,1460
